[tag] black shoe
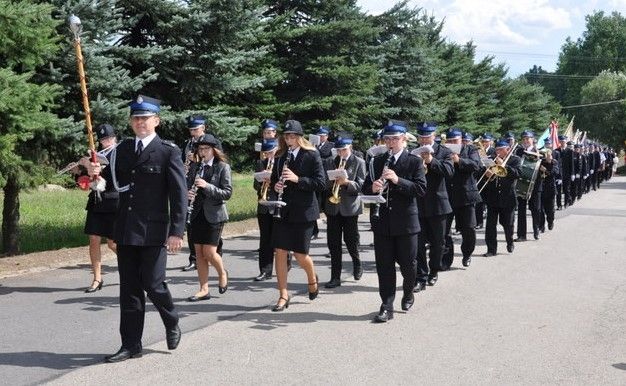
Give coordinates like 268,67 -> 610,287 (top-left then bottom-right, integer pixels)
556,206 -> 562,211
166,324 -> 181,350
254,272 -> 272,281
324,253 -> 331,258
548,223 -> 554,230
483,251 -> 497,257
308,274 -> 319,300
462,256 -> 471,267
514,237 -> 527,242
439,265 -> 451,271
271,296 -> 290,312
401,294 -> 414,311
507,243 -> 514,253
85,279 -> 103,293
311,233 -> 319,240
182,262 -> 196,272
218,270 -> 229,294
104,347 -> 142,363
353,264 -> 363,280
475,223 -> 483,229
324,278 -> 341,289
187,293 -> 211,302
533,230 -> 540,240
374,307 -> 393,323
539,227 -> 545,233
413,281 -> 426,293
427,275 -> 438,286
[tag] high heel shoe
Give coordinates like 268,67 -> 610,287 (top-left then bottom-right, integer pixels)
85,279 -> 103,293
308,274 -> 319,300
218,269 -> 229,294
271,296 -> 290,312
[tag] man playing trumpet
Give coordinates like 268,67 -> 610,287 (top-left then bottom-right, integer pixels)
322,136 -> 366,289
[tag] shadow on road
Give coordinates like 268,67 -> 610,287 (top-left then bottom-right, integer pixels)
612,363 -> 626,371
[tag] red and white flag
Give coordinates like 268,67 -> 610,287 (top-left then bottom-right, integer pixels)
549,119 -> 560,149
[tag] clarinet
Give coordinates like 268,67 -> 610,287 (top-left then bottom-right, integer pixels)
273,150 -> 293,219
371,150 -> 394,220
186,163 -> 204,225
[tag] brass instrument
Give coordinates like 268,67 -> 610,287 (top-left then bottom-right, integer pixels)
477,144 -> 518,193
474,137 -> 487,157
328,158 -> 347,204
259,156 -> 275,202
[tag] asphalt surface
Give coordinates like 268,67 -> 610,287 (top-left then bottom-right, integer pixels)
1,177 -> 625,385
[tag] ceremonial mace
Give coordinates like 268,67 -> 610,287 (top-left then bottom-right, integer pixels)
68,15 -> 98,191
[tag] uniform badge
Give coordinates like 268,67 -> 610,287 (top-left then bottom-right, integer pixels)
136,96 -> 143,104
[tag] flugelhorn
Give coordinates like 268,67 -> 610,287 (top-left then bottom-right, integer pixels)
259,156 -> 274,202
328,158 -> 347,204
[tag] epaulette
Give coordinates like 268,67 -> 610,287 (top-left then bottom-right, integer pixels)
161,140 -> 178,148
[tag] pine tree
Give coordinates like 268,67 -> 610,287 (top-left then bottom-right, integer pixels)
0,0 -> 64,255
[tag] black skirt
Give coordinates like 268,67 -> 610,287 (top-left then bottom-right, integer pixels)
84,210 -> 116,239
189,208 -> 224,246
272,219 -> 315,254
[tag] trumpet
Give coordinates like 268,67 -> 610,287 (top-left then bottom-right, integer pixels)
477,144 -> 518,193
259,156 -> 274,202
328,158 -> 347,204
273,150 -> 293,219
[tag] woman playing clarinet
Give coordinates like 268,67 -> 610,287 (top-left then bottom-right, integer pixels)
270,120 -> 326,311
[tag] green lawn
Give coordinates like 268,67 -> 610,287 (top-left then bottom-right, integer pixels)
0,173 -> 257,254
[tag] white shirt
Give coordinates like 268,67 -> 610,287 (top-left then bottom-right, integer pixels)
288,146 -> 300,160
135,132 -> 157,152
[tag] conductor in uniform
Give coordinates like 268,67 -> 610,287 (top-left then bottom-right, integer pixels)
362,120 -> 426,323
89,95 -> 187,362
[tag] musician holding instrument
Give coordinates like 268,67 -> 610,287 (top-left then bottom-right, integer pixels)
442,129 -> 481,268
270,120 -> 326,312
186,134 -> 232,302
362,120 -> 426,323
254,137 -> 279,281
414,123 -> 454,291
74,124 -> 119,293
482,139 -> 522,256
514,130 -> 548,241
322,136 -> 366,289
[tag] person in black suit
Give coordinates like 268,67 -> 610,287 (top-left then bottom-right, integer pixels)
74,123 -> 119,293
414,123 -> 454,291
475,133 -> 496,229
539,138 -> 559,231
323,136 -> 366,288
556,136 -> 573,208
573,144 -> 585,200
442,129 -> 481,268
186,134 -> 232,301
270,120 -> 326,312
362,120 -> 427,323
254,137 -> 279,281
88,95 -> 187,362
482,139 -> 522,256
315,126 -> 335,160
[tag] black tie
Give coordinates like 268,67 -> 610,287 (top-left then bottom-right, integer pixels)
288,152 -> 295,164
203,164 -> 212,179
388,155 -> 396,169
136,140 -> 143,156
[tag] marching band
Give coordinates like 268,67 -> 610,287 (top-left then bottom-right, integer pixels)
82,95 -> 620,360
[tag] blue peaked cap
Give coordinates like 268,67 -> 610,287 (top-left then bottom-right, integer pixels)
129,95 -> 160,116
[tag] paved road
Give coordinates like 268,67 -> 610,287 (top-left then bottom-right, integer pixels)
1,177 -> 626,385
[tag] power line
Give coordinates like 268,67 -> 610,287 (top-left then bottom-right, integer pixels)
523,73 -> 597,79
561,99 -> 626,109
478,50 -> 626,62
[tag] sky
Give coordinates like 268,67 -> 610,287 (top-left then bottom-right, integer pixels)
357,0 -> 626,77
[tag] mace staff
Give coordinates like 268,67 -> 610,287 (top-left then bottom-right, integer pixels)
68,15 -> 98,187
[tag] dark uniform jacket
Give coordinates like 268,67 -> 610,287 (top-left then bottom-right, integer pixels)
556,147 -> 573,181
543,150 -> 560,191
446,144 -> 481,208
362,150 -> 427,236
271,148 -> 326,223
482,155 -> 522,208
103,136 -> 187,246
417,142 -> 454,217
323,154 -> 366,217
187,160 -> 232,224
317,141 -> 335,160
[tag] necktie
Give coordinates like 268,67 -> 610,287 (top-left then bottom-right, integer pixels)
288,152 -> 295,164
136,140 -> 143,156
388,155 -> 396,168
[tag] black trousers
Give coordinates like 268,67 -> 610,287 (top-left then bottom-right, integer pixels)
326,214 -> 360,280
556,182 -> 562,208
516,195 -> 541,238
443,205 -> 476,268
475,201 -> 485,225
373,232 -> 417,309
571,178 -> 580,201
590,171 -> 598,190
485,206 -> 515,253
117,245 -> 178,350
257,213 -> 274,275
417,214 -> 447,282
562,178 -> 571,207
540,187 -> 555,229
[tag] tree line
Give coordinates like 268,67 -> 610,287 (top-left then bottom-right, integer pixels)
1,0 -> 623,255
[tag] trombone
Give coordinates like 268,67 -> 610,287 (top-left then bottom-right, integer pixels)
328,158 -> 347,204
477,144 -> 518,193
